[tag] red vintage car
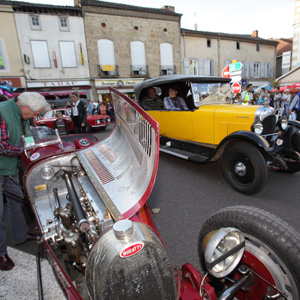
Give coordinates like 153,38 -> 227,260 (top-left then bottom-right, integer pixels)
35,108 -> 111,132
21,87 -> 300,299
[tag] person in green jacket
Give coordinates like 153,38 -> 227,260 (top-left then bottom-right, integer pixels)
0,92 -> 48,271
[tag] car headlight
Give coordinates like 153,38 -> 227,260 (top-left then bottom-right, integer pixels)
96,120 -> 101,124
108,118 -> 111,122
281,117 -> 288,130
202,227 -> 245,278
252,121 -> 263,135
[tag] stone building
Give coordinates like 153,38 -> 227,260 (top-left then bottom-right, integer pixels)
77,0 -> 182,102
0,2 -> 25,89
181,29 -> 278,88
11,0 -> 91,105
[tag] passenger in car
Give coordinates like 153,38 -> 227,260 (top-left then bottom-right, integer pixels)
141,87 -> 164,110
164,86 -> 189,111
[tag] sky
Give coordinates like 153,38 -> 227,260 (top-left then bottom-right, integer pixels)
13,0 -> 296,39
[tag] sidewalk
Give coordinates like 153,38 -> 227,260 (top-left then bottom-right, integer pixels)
0,246 -> 65,300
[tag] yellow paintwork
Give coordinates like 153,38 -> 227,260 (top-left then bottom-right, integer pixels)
148,104 -> 259,145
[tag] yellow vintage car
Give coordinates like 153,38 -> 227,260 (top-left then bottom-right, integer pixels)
134,75 -> 300,195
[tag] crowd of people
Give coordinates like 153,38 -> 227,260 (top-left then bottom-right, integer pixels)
234,84 -> 300,120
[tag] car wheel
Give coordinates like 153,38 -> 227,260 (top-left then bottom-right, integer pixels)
198,206 -> 300,300
222,142 -> 267,195
86,124 -> 92,133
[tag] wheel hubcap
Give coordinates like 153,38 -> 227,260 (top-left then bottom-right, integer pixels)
234,162 -> 246,176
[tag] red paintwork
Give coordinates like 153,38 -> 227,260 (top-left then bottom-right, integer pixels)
35,108 -> 111,131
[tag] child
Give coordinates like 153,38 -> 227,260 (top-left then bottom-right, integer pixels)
53,111 -> 70,135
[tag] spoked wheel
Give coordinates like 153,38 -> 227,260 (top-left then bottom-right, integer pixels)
198,206 -> 300,300
222,142 -> 267,195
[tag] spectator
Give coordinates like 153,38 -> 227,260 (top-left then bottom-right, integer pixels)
64,101 -> 72,108
86,99 -> 94,115
70,91 -> 87,133
0,92 -> 48,271
289,91 -> 300,121
50,103 -> 57,110
141,87 -> 164,110
273,87 -> 281,112
164,86 -> 188,111
264,90 -> 270,106
106,101 -> 115,123
99,102 -> 107,115
53,111 -> 70,135
241,84 -> 253,105
257,88 -> 266,105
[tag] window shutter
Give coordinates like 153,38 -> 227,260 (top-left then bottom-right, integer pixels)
97,39 -> 115,65
184,58 -> 190,75
250,62 -> 254,78
260,62 -> 265,78
210,60 -> 214,76
59,41 -> 76,67
130,41 -> 146,69
31,41 -> 50,68
160,43 -> 173,67
198,59 -> 204,75
269,63 -> 273,78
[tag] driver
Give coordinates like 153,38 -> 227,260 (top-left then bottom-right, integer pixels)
0,92 -> 49,271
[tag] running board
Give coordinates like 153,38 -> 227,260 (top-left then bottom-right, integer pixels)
160,146 -> 208,164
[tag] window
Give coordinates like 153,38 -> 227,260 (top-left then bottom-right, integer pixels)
256,44 -> 260,52
130,41 -> 146,75
30,15 -> 41,30
97,39 -> 115,65
97,39 -> 117,75
59,17 -> 69,31
207,38 -> 211,48
250,62 -> 260,78
160,43 -> 174,74
0,39 -> 9,71
59,41 -> 76,67
236,42 -> 240,50
31,41 -> 50,68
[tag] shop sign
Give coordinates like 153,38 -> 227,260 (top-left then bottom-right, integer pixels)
102,65 -> 115,72
95,78 -> 144,87
27,81 -> 90,88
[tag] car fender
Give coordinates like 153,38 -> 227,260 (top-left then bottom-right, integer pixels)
288,119 -> 300,130
210,131 -> 270,161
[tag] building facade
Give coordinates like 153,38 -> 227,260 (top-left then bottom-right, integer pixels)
0,2 -> 25,88
292,0 -> 300,69
12,1 -> 91,105
78,0 -> 182,102
181,29 -> 278,88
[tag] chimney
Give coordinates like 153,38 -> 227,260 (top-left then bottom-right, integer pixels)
252,30 -> 258,38
162,5 -> 175,12
74,0 -> 80,7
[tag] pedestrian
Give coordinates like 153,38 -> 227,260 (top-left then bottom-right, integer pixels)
53,111 -> 70,135
99,102 -> 107,115
264,90 -> 270,106
70,91 -> 87,133
289,91 -> 300,121
86,99 -> 94,115
0,92 -> 48,271
257,88 -> 266,105
273,87 -> 281,112
241,84 -> 253,105
64,101 -> 71,108
106,101 -> 115,123
50,103 -> 57,110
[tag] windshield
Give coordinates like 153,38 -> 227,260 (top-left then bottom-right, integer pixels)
191,82 -> 231,106
23,126 -> 62,150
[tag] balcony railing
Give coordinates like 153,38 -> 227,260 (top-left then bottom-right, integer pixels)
160,65 -> 176,76
130,65 -> 149,78
98,65 -> 119,77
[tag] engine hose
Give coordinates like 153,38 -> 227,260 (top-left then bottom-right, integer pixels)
61,172 -> 90,233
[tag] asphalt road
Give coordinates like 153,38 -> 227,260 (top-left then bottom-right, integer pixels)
94,124 -> 300,270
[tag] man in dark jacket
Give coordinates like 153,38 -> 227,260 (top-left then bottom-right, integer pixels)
70,91 -> 87,133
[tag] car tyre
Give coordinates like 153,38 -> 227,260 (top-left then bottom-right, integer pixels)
278,150 -> 300,173
222,142 -> 267,195
198,206 -> 300,299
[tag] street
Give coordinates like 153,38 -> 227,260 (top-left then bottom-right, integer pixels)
95,124 -> 300,269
